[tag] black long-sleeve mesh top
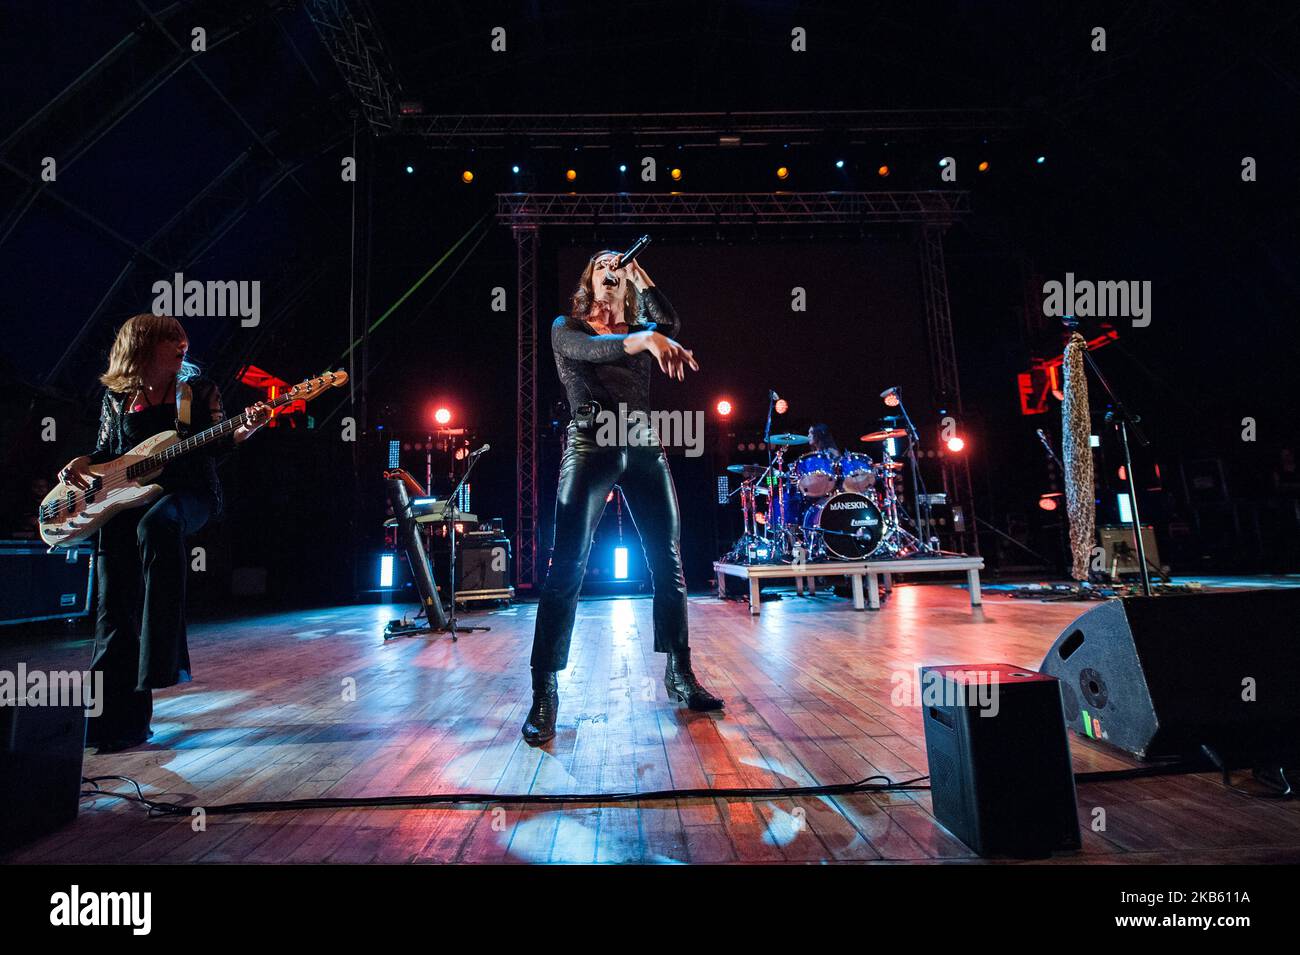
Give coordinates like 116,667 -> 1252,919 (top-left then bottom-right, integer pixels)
551,286 -> 681,416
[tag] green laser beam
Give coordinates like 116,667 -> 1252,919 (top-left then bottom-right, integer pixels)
338,211 -> 491,363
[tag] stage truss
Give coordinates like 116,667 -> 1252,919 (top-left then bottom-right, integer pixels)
498,190 -> 975,588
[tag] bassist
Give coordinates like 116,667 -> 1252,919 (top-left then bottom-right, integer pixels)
58,313 -> 270,752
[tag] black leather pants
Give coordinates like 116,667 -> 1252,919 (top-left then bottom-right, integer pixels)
531,423 -> 689,671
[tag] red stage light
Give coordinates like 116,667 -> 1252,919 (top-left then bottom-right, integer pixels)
774,398 -> 789,415
946,436 -> 965,453
1038,494 -> 1059,512
434,407 -> 452,425
877,165 -> 890,177
716,399 -> 733,416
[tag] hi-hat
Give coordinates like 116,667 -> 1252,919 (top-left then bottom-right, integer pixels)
877,460 -> 905,471
768,433 -> 810,446
727,463 -> 767,480
860,428 -> 907,442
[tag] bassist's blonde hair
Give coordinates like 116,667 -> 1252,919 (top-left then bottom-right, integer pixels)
100,313 -> 196,393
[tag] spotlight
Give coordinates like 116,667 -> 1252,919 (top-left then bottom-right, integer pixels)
978,160 -> 989,172
405,165 -> 414,174
379,553 -> 395,588
776,166 -> 789,180
938,158 -> 949,168
1038,494 -> 1060,512
434,407 -> 451,425
835,159 -> 845,169
670,167 -> 682,181
774,398 -> 789,415
1035,155 -> 1046,164
946,436 -> 966,453
877,164 -> 890,177
716,399 -> 733,417
881,386 -> 900,407
614,546 -> 629,580
461,170 -> 474,184
566,168 -> 577,181
619,163 -> 627,173
512,164 -> 520,174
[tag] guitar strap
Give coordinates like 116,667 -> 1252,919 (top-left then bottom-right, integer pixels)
175,379 -> 193,432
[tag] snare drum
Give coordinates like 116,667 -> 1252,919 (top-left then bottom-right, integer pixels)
792,451 -> 837,498
839,452 -> 876,494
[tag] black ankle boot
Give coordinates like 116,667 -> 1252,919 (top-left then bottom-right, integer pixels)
521,668 -> 559,745
664,649 -> 724,711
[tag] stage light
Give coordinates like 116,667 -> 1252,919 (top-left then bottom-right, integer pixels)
716,399 -> 733,416
938,158 -> 949,168
387,440 -> 400,468
512,164 -> 520,174
379,554 -> 395,588
1117,493 -> 1133,524
1035,155 -> 1046,164
978,160 -> 990,172
717,476 -> 729,505
566,168 -> 577,181
1089,434 -> 1100,448
835,159 -> 845,169
882,386 -> 900,407
434,407 -> 451,425
774,398 -> 789,415
614,547 -> 629,580
619,163 -> 627,173
1117,465 -> 1127,482
461,170 -> 474,184
884,437 -> 898,457
877,165 -> 890,177
405,165 -> 414,174
776,166 -> 789,180
946,436 -> 965,453
1038,494 -> 1059,512
670,167 -> 683,181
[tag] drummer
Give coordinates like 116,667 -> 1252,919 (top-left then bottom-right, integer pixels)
806,423 -> 844,461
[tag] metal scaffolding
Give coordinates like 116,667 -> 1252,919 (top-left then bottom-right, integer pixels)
305,0 -> 402,134
392,109 -> 1024,147
498,190 -> 971,226
514,224 -> 540,589
499,190 -> 973,585
919,223 -> 977,553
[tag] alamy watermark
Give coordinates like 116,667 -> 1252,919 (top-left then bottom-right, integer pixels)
590,403 -> 705,457
890,668 -> 1002,717
1042,272 -> 1151,327
0,664 -> 103,717
152,271 -> 260,327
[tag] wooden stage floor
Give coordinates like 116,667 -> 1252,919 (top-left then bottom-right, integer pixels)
7,580 -> 1300,865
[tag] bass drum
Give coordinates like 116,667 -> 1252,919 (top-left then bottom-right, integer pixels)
801,491 -> 884,560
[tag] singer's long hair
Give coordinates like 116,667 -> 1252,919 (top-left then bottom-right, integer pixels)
566,250 -> 643,331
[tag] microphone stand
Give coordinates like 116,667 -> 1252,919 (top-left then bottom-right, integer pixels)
1067,321 -> 1153,597
441,448 -> 492,638
890,388 -> 936,555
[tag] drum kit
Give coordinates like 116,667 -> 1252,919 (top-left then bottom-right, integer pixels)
724,419 -> 934,565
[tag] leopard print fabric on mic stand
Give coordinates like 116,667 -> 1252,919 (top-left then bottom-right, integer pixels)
1062,332 -> 1095,581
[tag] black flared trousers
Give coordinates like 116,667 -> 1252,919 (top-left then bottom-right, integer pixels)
531,424 -> 690,671
88,490 -> 211,742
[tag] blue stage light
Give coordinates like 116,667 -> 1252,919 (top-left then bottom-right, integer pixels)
380,554 -> 395,588
614,547 -> 629,580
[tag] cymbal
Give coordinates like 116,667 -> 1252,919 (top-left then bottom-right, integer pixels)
876,460 -> 905,471
726,463 -> 767,480
860,428 -> 907,442
768,433 -> 810,446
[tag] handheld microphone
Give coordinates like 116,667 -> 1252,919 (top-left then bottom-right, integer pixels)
615,235 -> 651,269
